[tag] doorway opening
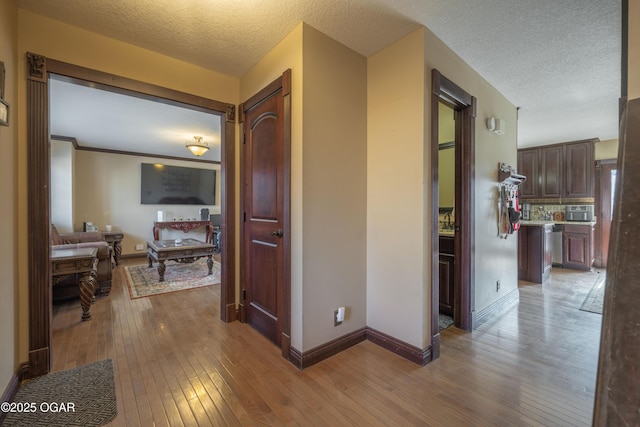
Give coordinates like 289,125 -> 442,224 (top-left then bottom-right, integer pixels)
25,53 -> 236,376
430,69 -> 476,358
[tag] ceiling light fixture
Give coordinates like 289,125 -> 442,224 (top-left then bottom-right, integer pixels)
186,136 -> 209,156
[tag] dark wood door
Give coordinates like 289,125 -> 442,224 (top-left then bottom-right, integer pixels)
517,148 -> 539,199
565,141 -> 594,198
242,83 -> 286,347
594,160 -> 616,267
541,145 -> 564,198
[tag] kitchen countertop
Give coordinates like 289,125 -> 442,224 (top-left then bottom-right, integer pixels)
438,230 -> 455,236
520,220 -> 596,226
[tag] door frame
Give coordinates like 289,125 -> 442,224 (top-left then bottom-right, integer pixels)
430,69 -> 476,356
238,70 -> 292,359
594,158 -> 617,268
25,53 -> 236,377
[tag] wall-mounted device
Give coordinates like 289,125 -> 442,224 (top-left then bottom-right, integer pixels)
486,117 -> 505,135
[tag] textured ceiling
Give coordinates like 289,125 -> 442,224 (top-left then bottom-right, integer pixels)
18,0 -> 621,148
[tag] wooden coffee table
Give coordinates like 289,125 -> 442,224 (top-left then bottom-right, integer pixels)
51,247 -> 98,321
146,238 -> 215,282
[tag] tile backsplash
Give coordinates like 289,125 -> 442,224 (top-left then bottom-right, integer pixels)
524,203 -> 593,221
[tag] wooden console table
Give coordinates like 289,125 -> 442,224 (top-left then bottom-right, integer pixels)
51,247 -> 98,322
153,220 -> 214,244
102,231 -> 124,266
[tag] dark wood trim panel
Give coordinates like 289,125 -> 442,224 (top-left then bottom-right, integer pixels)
51,135 -> 220,165
431,69 -> 476,360
47,61 -> 230,114
289,328 -> 367,369
26,53 -> 236,375
367,328 -> 432,366
0,365 -> 25,425
281,69 -> 292,358
593,97 -> 640,426
472,288 -> 519,329
220,109 -> 236,323
26,52 -> 52,377
287,326 -> 433,370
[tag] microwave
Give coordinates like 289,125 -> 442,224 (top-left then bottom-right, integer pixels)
565,205 -> 594,222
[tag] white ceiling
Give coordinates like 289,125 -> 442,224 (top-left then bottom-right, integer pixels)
19,0 -> 621,150
49,78 -> 222,162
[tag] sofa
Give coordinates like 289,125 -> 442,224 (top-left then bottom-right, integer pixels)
51,224 -> 113,300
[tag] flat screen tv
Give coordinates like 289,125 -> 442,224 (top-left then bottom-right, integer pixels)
141,163 -> 216,205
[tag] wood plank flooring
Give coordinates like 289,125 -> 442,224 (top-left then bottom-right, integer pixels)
51,261 -> 604,426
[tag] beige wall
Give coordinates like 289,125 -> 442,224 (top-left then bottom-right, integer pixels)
240,23 -> 367,352
368,27 -> 518,348
300,26 -> 367,350
0,0 -> 18,394
50,140 -> 75,233
74,151 -> 219,254
16,9 -> 240,362
367,29 -> 427,347
438,103 -> 455,207
595,138 -> 619,160
630,0 -> 640,100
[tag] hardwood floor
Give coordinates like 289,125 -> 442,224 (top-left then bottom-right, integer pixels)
52,261 -> 603,426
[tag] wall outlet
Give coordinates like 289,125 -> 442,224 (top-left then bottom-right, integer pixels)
135,244 -> 144,251
496,280 -> 501,292
334,307 -> 345,326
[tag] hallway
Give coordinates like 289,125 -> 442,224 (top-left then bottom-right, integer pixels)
51,262 -> 602,426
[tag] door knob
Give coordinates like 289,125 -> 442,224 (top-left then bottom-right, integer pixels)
270,229 -> 283,237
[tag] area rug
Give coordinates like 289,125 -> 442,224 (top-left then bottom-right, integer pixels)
124,257 -> 220,299
439,314 -> 454,331
580,273 -> 606,314
2,359 -> 116,427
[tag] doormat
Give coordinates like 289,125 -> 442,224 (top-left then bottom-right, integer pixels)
580,273 -> 606,314
439,314 -> 454,331
2,359 -> 116,427
124,257 -> 220,299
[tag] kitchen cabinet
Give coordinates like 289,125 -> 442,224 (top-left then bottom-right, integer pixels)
517,139 -> 595,200
518,224 -> 553,283
565,142 -> 594,198
563,224 -> 594,270
540,145 -> 564,198
439,236 -> 454,317
517,148 -> 539,199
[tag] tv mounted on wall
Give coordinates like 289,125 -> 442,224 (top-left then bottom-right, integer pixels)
141,163 -> 216,205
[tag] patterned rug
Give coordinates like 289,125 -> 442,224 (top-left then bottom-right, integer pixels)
124,257 -> 220,299
580,273 -> 606,314
439,314 -> 454,331
2,359 -> 116,427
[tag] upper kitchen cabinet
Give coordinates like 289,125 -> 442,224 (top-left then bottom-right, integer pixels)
517,148 -> 539,198
540,145 -> 564,198
517,138 -> 596,200
565,141 -> 594,198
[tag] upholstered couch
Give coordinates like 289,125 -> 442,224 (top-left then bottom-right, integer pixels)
51,225 -> 113,300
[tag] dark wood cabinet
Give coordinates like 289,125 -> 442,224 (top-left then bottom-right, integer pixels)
518,224 -> 553,283
563,224 -> 594,270
540,145 -> 564,198
565,142 -> 594,198
517,139 -> 595,200
517,148 -> 539,199
439,236 -> 454,317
